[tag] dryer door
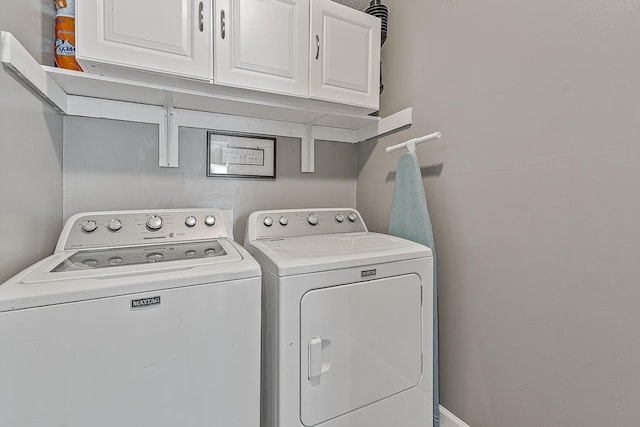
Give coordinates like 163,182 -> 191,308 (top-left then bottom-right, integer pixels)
300,274 -> 423,426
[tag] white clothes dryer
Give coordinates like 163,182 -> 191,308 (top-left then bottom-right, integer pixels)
0,209 -> 261,427
244,208 -> 433,427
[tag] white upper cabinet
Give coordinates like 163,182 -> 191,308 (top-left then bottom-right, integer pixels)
74,0 -> 380,110
309,0 -> 380,109
214,0 -> 309,97
76,0 -> 213,81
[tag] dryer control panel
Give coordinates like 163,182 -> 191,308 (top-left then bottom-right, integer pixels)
245,208 -> 368,243
58,209 -> 233,251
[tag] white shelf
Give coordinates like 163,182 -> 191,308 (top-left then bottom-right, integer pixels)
1,31 -> 412,172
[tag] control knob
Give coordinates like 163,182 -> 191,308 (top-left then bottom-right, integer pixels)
108,257 -> 123,266
185,216 -> 197,227
204,215 -> 216,227
147,253 -> 164,263
348,213 -> 357,223
83,259 -> 99,267
205,247 -> 220,256
107,219 -> 122,232
335,213 -> 345,223
307,213 -> 319,226
146,215 -> 163,231
263,216 -> 274,227
279,216 -> 289,226
81,220 -> 98,233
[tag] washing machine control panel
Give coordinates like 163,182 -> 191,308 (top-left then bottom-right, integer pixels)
246,208 -> 367,241
61,209 -> 233,251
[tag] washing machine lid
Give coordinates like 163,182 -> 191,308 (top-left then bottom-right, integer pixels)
0,239 -> 260,312
50,239 -> 229,273
247,232 -> 432,276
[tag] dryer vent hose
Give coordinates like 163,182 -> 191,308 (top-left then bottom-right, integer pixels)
365,0 -> 388,95
365,0 -> 388,46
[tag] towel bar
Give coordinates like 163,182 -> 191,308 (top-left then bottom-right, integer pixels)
385,131 -> 442,153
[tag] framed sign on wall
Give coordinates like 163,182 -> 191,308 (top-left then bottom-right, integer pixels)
206,131 -> 276,179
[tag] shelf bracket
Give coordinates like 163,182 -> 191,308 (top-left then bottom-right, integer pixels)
301,122 -> 316,173
301,115 -> 331,173
161,93 -> 178,168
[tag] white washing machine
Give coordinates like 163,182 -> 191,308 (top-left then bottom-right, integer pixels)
244,208 -> 433,427
0,208 -> 261,427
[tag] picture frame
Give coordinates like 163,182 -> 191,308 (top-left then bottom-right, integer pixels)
206,131 -> 276,179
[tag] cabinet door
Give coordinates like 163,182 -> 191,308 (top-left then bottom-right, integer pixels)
310,0 -> 380,109
76,0 -> 212,81
214,0 -> 309,97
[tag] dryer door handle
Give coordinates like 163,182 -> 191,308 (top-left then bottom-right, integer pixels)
308,337 -> 332,380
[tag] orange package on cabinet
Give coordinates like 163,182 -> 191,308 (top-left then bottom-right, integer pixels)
54,0 -> 82,71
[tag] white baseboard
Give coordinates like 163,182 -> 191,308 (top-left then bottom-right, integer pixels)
440,405 -> 471,427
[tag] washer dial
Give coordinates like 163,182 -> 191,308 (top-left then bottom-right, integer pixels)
335,213 -> 345,223
108,257 -> 123,266
279,216 -> 289,226
147,253 -> 164,262
107,219 -> 122,232
185,216 -> 197,227
348,213 -> 357,223
307,213 -> 319,226
263,216 -> 274,227
83,259 -> 99,267
146,215 -> 163,231
81,220 -> 98,233
204,215 -> 216,227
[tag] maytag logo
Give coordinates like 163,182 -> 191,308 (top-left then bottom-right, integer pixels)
131,296 -> 161,309
361,268 -> 377,278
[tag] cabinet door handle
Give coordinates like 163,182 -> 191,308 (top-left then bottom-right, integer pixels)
315,34 -> 320,60
221,10 -> 226,39
198,2 -> 204,32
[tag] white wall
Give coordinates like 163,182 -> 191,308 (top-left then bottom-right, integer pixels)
0,1 -> 63,282
357,1 -> 640,426
64,117 -> 357,242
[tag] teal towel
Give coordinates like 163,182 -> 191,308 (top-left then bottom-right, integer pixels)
389,151 -> 439,427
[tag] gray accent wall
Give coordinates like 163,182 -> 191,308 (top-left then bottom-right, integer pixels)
357,1 -> 640,426
334,0 -> 371,11
0,1 -> 63,283
64,117 -> 356,243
